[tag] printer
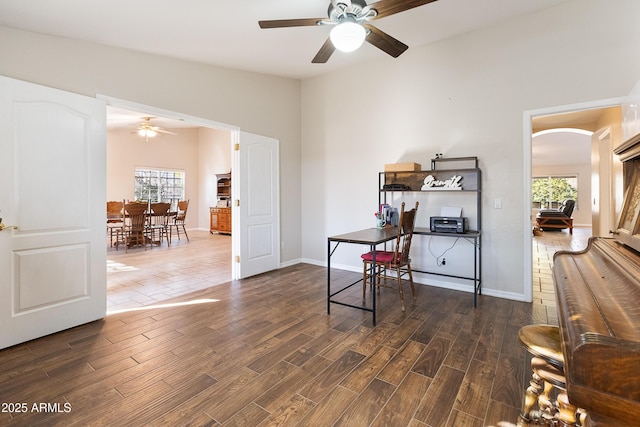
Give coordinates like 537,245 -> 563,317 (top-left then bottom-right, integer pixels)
430,216 -> 467,233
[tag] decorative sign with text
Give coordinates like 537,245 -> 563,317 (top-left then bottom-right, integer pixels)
421,174 -> 463,191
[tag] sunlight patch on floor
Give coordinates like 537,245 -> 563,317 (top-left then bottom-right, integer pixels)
107,259 -> 139,273
107,298 -> 220,315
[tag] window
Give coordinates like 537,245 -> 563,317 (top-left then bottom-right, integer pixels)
134,168 -> 185,206
532,175 -> 577,209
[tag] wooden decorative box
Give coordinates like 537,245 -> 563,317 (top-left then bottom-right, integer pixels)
384,162 -> 421,172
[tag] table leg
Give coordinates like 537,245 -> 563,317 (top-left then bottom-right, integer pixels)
474,235 -> 478,307
327,239 -> 331,316
372,246 -> 377,326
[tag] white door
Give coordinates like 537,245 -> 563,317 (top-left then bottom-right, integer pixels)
0,75 -> 106,350
233,131 -> 280,279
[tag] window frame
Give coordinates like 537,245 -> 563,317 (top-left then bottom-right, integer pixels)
531,174 -> 578,210
133,167 -> 185,207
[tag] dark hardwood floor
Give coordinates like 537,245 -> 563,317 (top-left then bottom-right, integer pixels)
0,228 -> 588,426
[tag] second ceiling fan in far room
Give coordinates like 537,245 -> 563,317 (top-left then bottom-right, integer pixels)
258,0 -> 439,63
133,117 -> 177,142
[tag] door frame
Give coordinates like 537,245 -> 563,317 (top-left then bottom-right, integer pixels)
522,96 -> 625,303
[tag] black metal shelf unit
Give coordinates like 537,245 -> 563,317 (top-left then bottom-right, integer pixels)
378,156 -> 482,306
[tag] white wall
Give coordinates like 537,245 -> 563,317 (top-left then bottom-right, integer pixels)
198,127 -> 232,228
107,127 -> 199,200
0,27 -> 302,264
301,0 -> 640,301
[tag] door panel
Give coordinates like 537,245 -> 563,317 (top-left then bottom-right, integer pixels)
0,75 -> 106,350
16,244 -> 88,311
236,132 -> 280,279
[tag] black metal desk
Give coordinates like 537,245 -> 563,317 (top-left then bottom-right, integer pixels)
413,228 -> 482,307
327,227 -> 399,326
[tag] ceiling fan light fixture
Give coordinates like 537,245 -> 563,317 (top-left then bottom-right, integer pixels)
330,20 -> 366,52
138,128 -> 157,138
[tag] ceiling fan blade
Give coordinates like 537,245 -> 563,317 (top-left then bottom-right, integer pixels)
156,129 -> 177,135
312,38 -> 336,63
369,0 -> 438,19
364,24 -> 408,58
259,18 -> 324,29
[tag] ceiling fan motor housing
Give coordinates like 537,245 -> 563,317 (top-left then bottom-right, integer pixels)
328,0 -> 370,22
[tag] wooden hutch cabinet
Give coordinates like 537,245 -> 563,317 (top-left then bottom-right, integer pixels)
210,172 -> 231,235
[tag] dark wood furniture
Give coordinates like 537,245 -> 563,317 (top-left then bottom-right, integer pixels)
361,202 -> 419,312
518,325 -> 585,425
554,238 -> 640,425
552,132 -> 640,426
210,206 -> 231,235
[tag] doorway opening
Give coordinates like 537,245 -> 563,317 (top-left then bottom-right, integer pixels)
102,97 -> 238,313
524,99 -> 623,306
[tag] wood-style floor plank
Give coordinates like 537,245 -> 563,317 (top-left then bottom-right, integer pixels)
0,228 -> 589,426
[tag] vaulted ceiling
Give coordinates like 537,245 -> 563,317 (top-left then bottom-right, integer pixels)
0,0 -> 571,80
2,0 -> 604,166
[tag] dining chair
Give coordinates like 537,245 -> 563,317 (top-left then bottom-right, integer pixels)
361,201 -> 419,311
106,200 -> 125,247
170,199 -> 190,243
117,202 -> 149,252
149,202 -> 172,246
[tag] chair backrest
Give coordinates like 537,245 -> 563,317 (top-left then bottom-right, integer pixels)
107,200 -> 124,221
151,202 -> 172,225
124,202 -> 147,231
394,201 -> 419,264
561,199 -> 575,217
176,200 -> 189,221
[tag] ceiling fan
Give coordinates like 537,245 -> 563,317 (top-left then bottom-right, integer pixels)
258,0 -> 439,63
133,117 -> 177,142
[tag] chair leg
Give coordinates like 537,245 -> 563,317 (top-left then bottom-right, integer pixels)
557,391 -> 577,427
362,262 -> 368,301
519,371 -> 544,424
407,265 -> 416,303
396,267 -> 405,312
363,262 -> 379,299
182,224 -> 189,241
